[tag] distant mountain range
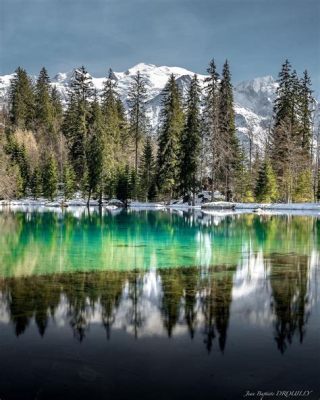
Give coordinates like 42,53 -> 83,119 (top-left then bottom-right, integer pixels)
1,62 -> 316,151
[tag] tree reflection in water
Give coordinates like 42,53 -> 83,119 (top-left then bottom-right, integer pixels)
0,254 -> 315,354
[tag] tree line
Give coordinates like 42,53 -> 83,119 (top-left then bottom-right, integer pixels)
0,59 -> 318,203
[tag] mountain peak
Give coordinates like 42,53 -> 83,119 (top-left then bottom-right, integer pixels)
236,75 -> 277,94
125,63 -> 158,75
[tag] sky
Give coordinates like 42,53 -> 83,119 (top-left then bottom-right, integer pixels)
1,0 -> 320,90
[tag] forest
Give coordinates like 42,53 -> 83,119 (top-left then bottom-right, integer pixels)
0,59 -> 318,204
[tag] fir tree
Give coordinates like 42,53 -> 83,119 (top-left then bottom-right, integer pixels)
234,148 -> 254,202
70,66 -> 94,103
128,71 -> 149,177
101,69 -> 123,193
157,74 -> 184,198
254,160 -> 278,203
42,154 -> 58,200
116,165 -> 131,206
30,166 -> 42,199
35,67 -> 53,129
218,60 -> 239,201
63,67 -> 93,181
7,139 -> 30,196
299,70 -> 313,154
273,59 -> 293,128
293,170 -> 313,202
179,74 -> 201,203
203,59 -> 220,200
63,162 -> 76,200
9,67 -> 35,129
51,86 -> 63,132
86,96 -> 104,204
139,136 -> 155,201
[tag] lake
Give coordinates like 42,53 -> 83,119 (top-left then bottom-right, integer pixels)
0,208 -> 319,400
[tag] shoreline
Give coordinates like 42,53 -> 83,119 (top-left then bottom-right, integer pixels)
1,199 -> 320,215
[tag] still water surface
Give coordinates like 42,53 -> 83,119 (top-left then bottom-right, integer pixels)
0,208 -> 319,399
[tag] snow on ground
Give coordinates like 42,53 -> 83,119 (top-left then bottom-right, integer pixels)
1,196 -> 320,216
129,201 -> 165,210
235,202 -> 320,211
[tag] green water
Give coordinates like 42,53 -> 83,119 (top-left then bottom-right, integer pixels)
0,209 -> 319,277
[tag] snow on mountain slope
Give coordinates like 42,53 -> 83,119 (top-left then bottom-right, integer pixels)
0,63 -> 279,151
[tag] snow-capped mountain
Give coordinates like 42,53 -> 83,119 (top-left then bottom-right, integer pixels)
0,63 -> 279,150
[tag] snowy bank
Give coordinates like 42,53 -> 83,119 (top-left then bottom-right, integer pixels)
129,201 -> 165,210
201,202 -> 320,212
201,201 -> 236,210
234,202 -> 320,211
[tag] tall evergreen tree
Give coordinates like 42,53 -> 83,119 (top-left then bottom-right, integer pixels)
299,70 -> 313,154
179,74 -> 201,203
63,66 -> 93,181
9,67 -> 35,129
157,74 -> 184,198
218,60 -> 239,200
139,136 -> 155,201
254,159 -> 278,203
116,164 -> 131,206
30,166 -> 42,199
128,71 -> 148,177
234,148 -> 254,202
86,96 -> 105,204
101,69 -> 124,194
50,86 -> 63,131
203,59 -> 220,200
62,162 -> 76,200
42,154 -> 58,200
35,67 -> 53,129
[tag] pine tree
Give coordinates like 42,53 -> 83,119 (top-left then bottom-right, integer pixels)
9,67 -> 35,129
7,138 -> 30,196
203,59 -> 220,200
157,74 -> 184,198
273,60 -> 293,129
30,166 -> 42,199
50,86 -> 63,133
86,96 -> 104,204
35,67 -> 53,129
179,74 -> 201,203
139,136 -> 155,201
299,70 -> 313,155
234,148 -> 254,202
70,66 -> 94,103
62,162 -> 76,200
63,66 -> 93,181
254,160 -> 278,203
101,69 -> 123,194
293,170 -> 313,202
128,71 -> 149,177
116,165 -> 131,206
218,60 -> 239,201
42,154 -> 58,200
